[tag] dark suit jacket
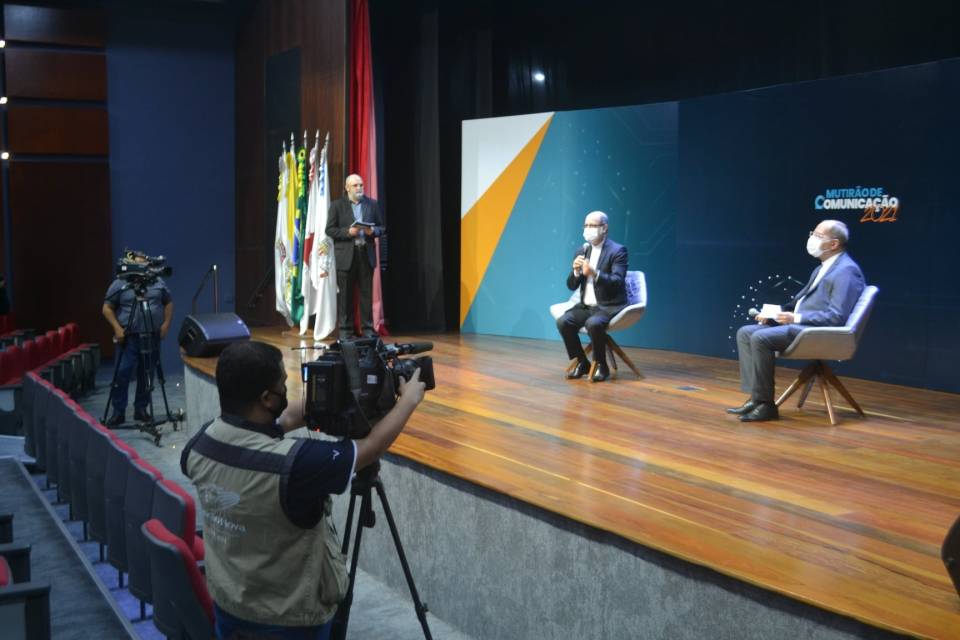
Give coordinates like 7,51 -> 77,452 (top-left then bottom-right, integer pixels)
325,196 -> 385,270
566,238 -> 629,316
783,252 -> 865,326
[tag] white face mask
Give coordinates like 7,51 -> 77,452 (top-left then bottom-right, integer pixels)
806,234 -> 826,258
583,227 -> 600,243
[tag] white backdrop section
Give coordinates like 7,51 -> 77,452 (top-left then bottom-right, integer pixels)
460,111 -> 554,218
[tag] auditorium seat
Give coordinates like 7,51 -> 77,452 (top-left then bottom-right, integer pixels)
64,322 -> 100,392
104,438 -> 140,587
775,285 -> 879,425
124,457 -> 164,617
550,270 -> 648,380
53,393 -> 82,510
0,513 -> 11,544
84,422 -> 116,561
44,330 -> 62,358
32,336 -> 51,369
0,345 -> 26,435
20,372 -> 38,456
0,541 -> 51,640
20,340 -> 39,372
31,378 -> 54,473
67,409 -> 93,537
142,519 -> 214,640
152,479 -> 205,562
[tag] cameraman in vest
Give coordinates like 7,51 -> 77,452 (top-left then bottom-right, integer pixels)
182,340 -> 425,640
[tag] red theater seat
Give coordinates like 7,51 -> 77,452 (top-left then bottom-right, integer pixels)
152,479 -> 205,561
142,518 -> 214,640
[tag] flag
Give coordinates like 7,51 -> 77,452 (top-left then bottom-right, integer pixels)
300,132 -> 337,339
281,141 -> 299,323
274,146 -> 293,325
350,0 -> 388,335
290,137 -> 309,324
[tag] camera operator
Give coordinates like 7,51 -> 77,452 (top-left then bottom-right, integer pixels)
101,252 -> 173,426
181,340 -> 425,640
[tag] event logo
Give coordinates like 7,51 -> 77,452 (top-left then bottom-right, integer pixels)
813,186 -> 899,222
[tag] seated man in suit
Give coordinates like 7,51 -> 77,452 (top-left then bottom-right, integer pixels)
730,219 -> 865,422
556,211 -> 629,382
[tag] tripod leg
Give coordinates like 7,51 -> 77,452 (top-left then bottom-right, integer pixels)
101,343 -> 126,423
373,480 -> 433,640
332,488 -> 371,640
154,359 -> 176,425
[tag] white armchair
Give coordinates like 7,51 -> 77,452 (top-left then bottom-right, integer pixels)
549,271 -> 647,380
775,285 -> 878,424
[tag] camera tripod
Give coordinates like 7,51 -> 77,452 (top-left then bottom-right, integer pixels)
331,461 -> 433,640
101,281 -> 183,446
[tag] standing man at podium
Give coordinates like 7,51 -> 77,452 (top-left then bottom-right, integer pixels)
326,174 -> 385,341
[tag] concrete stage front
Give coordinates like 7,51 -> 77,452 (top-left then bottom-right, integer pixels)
182,328 -> 960,640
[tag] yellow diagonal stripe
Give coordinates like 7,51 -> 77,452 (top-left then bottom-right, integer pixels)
460,116 -> 554,327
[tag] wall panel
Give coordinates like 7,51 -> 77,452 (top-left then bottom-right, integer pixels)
8,106 -> 109,155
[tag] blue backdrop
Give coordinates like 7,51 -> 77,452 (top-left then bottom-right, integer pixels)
464,58 -> 960,393
107,8 -> 236,374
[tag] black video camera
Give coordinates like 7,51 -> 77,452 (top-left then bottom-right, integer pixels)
116,249 -> 172,285
302,337 -> 435,438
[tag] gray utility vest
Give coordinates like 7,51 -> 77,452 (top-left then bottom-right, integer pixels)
182,416 -> 348,627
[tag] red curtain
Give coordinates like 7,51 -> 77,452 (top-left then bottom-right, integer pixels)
349,0 -> 387,334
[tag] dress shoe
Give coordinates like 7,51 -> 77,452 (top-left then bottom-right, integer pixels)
566,360 -> 590,379
591,363 -> 610,382
740,402 -> 779,422
104,413 -> 125,427
726,399 -> 758,415
134,409 -> 151,423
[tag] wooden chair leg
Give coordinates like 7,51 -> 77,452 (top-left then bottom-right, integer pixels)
776,362 -> 817,407
822,364 -> 865,416
820,376 -> 837,425
797,378 -> 816,409
606,336 -> 642,378
588,361 -> 599,383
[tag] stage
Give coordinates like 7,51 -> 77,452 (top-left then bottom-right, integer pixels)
182,328 -> 960,639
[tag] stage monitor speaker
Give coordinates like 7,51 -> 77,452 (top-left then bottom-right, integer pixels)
945,514 -> 960,599
178,313 -> 250,357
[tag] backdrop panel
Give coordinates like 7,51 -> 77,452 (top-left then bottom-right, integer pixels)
461,104 -> 679,348
461,58 -> 960,393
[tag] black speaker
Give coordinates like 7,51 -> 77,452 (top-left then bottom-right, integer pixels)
178,313 -> 251,357
945,514 -> 960,599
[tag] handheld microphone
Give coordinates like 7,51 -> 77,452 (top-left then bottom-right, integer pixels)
748,308 -> 760,319
580,242 -> 590,255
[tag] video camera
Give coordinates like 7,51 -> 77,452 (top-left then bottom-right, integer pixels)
116,249 -> 172,285
302,337 -> 435,438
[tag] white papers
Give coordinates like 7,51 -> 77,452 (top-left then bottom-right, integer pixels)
759,303 -> 782,319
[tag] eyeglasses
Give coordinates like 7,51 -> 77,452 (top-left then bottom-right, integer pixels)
583,223 -> 606,229
809,230 -> 831,240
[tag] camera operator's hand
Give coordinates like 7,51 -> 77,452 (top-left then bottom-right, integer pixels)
355,368 -> 426,470
397,368 -> 426,407
113,327 -> 125,344
159,322 -> 170,339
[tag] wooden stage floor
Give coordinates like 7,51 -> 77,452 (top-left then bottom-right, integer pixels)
184,328 -> 960,639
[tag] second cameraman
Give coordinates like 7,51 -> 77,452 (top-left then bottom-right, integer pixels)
101,252 -> 174,426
